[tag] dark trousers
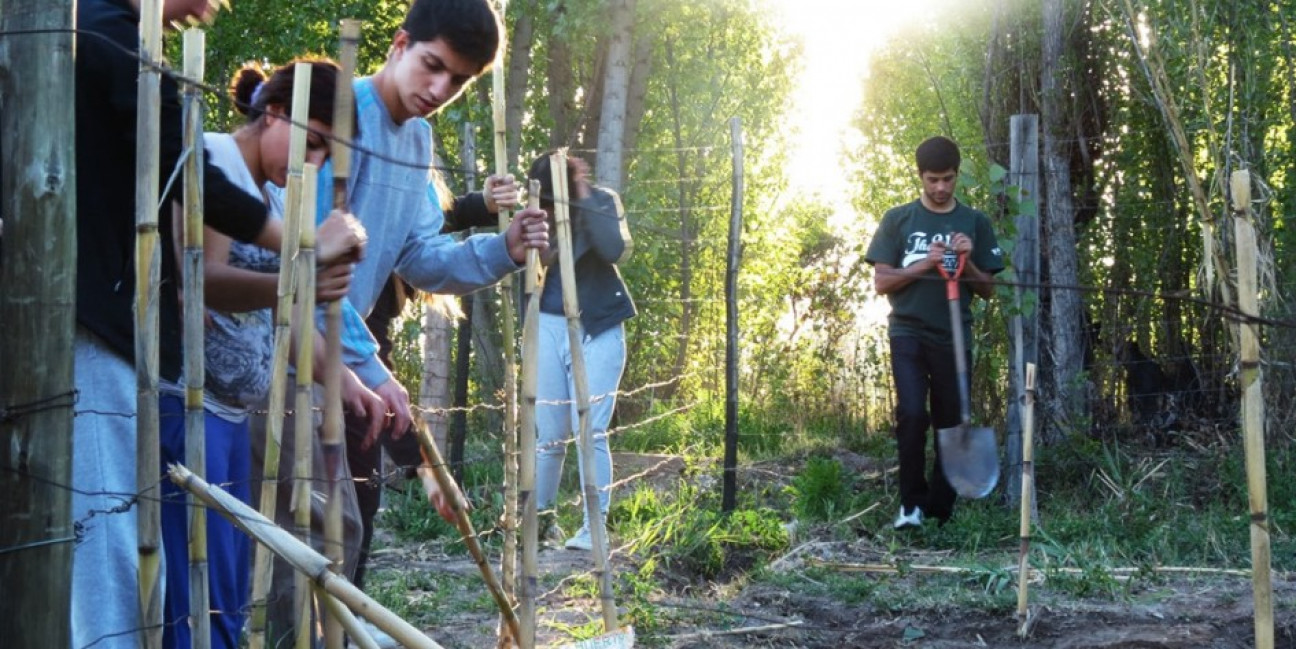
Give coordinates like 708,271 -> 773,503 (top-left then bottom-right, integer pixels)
889,336 -> 966,521
345,414 -> 422,589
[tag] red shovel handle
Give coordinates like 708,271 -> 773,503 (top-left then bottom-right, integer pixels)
936,251 -> 967,300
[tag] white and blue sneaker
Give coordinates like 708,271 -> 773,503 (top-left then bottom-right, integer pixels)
564,525 -> 593,551
893,505 -> 924,530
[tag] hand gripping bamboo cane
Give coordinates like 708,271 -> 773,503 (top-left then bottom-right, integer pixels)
518,181 -> 543,649
248,63 -> 310,649
323,20 -> 361,649
412,421 -> 520,641
550,150 -> 619,633
180,29 -> 211,649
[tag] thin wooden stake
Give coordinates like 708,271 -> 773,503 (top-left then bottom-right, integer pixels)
167,464 -> 449,649
323,20 -> 361,649
1016,362 -> 1036,635
248,63 -> 307,649
134,2 -> 165,646
551,150 -> 619,632
180,28 -> 212,649
412,422 -> 520,640
490,7 -> 521,644
518,180 -> 543,649
281,64 -> 317,649
1231,169 -> 1273,649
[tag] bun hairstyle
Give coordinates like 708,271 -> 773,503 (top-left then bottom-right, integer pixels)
228,58 -> 346,130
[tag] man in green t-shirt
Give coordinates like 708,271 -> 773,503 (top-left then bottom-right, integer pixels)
865,136 -> 1004,529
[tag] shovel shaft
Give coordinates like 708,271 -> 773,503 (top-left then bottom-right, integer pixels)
948,297 -> 972,426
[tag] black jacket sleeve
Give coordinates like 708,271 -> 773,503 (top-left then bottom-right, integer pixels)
156,43 -> 267,243
445,192 -> 496,233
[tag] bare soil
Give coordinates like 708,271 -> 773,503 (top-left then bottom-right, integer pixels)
367,453 -> 1296,649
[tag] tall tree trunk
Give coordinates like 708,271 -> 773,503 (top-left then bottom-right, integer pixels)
1041,0 -> 1084,441
548,38 -> 576,148
619,30 -> 655,186
594,0 -> 636,192
578,39 -> 609,160
665,39 -> 694,397
505,11 -> 534,171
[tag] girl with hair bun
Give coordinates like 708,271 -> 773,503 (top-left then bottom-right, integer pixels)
158,58 -> 368,649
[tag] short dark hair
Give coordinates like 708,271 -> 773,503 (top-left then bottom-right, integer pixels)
915,136 -> 961,174
403,0 -> 503,73
527,151 -> 582,212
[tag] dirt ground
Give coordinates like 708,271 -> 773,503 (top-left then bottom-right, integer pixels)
366,453 -> 1296,649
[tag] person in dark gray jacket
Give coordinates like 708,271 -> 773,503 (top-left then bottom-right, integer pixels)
527,153 -> 636,551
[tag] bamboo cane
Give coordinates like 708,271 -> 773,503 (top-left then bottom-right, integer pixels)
180,29 -> 212,649
518,181 -> 543,649
135,2 -> 165,646
293,163 -> 320,649
247,64 -> 309,649
412,422 -> 520,640
1231,170 -> 1273,649
167,464 -> 449,649
323,20 -> 361,649
550,150 -> 619,632
489,5 -> 521,645
1015,362 -> 1036,635
278,64 -> 317,649
315,584 -> 380,649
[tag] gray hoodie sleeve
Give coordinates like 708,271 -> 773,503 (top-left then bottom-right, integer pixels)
576,187 -> 633,265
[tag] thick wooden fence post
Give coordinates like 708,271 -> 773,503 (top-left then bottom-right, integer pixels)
0,2 -> 77,645
1005,113 -> 1039,506
1230,169 -> 1273,649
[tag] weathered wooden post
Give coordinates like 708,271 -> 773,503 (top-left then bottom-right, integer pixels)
1005,113 -> 1039,506
0,1 -> 77,645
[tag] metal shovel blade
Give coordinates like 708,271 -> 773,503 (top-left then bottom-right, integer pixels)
937,423 -> 1000,499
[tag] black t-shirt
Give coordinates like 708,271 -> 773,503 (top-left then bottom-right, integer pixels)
865,199 -> 1005,344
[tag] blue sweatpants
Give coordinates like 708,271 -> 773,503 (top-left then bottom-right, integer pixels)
159,394 -> 252,649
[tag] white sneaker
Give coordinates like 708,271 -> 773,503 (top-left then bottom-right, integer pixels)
893,505 -> 923,530
564,525 -> 593,551
351,618 -> 399,649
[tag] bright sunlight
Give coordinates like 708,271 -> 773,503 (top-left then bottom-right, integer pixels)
769,0 -> 934,205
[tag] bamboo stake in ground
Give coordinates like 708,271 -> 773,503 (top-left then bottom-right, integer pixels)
518,180 -> 543,649
489,7 -> 521,644
134,2 -> 165,646
180,28 -> 212,649
413,422 -> 520,640
280,64 -> 318,649
323,20 -> 361,649
293,164 -> 320,649
550,150 -> 619,632
1231,169 -> 1273,649
166,463 -> 449,649
1015,362 -> 1036,635
248,67 -> 308,649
